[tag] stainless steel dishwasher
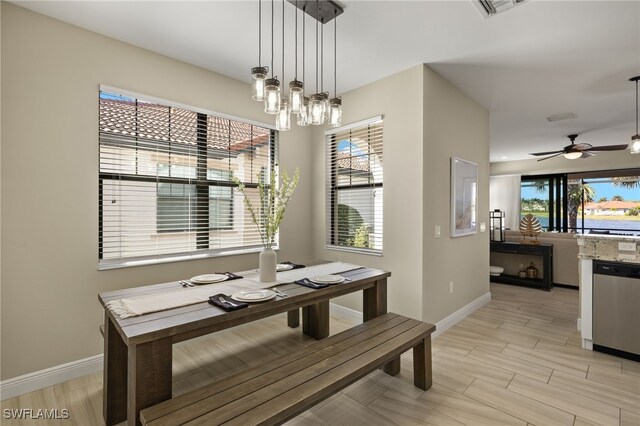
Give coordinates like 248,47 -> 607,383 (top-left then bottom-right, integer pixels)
592,260 -> 640,361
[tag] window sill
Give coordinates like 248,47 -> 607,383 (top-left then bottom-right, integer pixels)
98,246 -> 276,271
325,245 -> 383,256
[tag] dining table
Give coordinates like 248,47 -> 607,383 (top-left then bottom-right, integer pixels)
98,260 -> 391,426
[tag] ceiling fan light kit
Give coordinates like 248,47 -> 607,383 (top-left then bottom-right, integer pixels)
630,76 -> 640,154
530,133 -> 629,162
251,0 -> 343,131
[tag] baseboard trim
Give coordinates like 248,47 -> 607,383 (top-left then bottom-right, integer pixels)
432,292 -> 492,338
0,354 -> 103,401
329,303 -> 363,323
330,291 -> 492,339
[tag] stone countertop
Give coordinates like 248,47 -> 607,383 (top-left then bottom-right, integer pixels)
577,234 -> 640,263
575,234 -> 640,242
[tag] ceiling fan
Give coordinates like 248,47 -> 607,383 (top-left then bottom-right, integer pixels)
530,134 -> 629,162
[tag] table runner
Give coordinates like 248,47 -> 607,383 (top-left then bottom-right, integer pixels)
106,262 -> 361,319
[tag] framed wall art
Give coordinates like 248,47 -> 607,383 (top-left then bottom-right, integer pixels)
451,157 -> 478,237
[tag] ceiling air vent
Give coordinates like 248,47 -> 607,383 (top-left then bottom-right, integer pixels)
474,0 -> 527,18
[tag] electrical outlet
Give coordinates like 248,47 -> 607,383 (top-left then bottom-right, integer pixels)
434,225 -> 441,238
449,281 -> 454,294
480,222 -> 486,232
618,242 -> 637,251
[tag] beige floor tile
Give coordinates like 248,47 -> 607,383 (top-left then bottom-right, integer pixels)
418,384 -> 526,426
343,377 -> 388,406
433,349 -> 515,388
507,374 -> 620,426
502,344 -> 588,378
283,410 -> 328,425
621,409 -> 640,426
587,364 -> 640,395
467,347 -> 553,383
369,390 -> 464,426
464,379 -> 575,426
314,394 -> 396,426
549,370 -> 640,415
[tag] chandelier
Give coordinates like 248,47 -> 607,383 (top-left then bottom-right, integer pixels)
251,0 -> 344,131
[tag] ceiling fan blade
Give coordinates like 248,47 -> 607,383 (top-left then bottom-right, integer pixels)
537,152 -> 564,162
572,143 -> 592,151
530,150 -> 563,156
586,144 -> 629,152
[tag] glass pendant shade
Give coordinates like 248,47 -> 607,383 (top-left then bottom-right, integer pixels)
289,80 -> 304,115
264,78 -> 281,115
328,97 -> 342,128
276,100 -> 291,131
297,96 -> 311,126
310,93 -> 327,125
630,134 -> 640,154
251,66 -> 268,101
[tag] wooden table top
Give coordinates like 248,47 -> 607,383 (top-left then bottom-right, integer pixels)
99,262 -> 390,346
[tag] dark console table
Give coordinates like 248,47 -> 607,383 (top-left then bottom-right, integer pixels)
490,242 -> 553,291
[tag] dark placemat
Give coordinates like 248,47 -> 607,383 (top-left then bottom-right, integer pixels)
217,272 -> 244,281
208,294 -> 248,311
294,278 -> 329,289
281,261 -> 306,270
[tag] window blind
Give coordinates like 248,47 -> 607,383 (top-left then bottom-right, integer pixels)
325,117 -> 383,254
98,90 -> 276,269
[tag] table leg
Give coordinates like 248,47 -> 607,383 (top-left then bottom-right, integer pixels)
363,278 -> 387,321
127,338 -> 172,426
287,309 -> 300,328
363,279 -> 398,374
413,336 -> 433,390
103,312 -> 127,426
302,301 -> 329,340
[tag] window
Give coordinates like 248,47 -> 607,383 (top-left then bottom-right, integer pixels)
326,117 -> 383,254
99,88 -> 276,269
520,169 -> 640,234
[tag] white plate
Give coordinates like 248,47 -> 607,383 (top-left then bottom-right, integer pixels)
277,263 -> 294,272
309,275 -> 345,285
190,274 -> 228,284
231,289 -> 276,302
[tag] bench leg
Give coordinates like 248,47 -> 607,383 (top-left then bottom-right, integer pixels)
412,336 -> 433,390
287,309 -> 300,328
302,301 -> 329,340
383,357 -> 401,376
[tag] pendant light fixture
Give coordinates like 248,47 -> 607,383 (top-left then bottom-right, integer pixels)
275,0 -> 291,130
630,76 -> 640,154
251,0 -> 268,101
297,5 -> 311,126
309,2 -> 325,126
264,0 -> 280,115
328,8 -> 342,127
288,0 -> 304,115
253,0 -> 343,127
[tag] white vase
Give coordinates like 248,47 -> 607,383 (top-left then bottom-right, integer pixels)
259,247 -> 277,282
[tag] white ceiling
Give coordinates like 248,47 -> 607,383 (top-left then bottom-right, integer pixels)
11,0 -> 640,162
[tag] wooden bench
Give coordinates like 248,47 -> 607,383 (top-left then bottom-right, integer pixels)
140,313 -> 435,426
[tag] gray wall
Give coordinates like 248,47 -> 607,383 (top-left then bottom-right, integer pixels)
0,3 -> 313,380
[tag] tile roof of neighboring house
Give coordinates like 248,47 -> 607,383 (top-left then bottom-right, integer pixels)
99,98 -> 270,152
336,152 -> 371,173
584,200 -> 640,210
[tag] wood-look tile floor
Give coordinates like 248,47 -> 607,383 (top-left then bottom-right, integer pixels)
3,283 -> 639,425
